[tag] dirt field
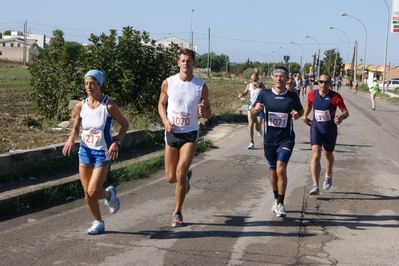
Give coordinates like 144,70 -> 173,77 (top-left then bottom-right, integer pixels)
0,63 -> 266,154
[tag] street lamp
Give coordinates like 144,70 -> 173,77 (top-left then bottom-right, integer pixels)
290,41 -> 304,71
189,8 -> 194,49
264,53 -> 275,62
279,46 -> 291,72
271,50 -> 282,62
262,54 -> 274,76
382,0 -> 390,93
341,12 -> 367,85
329,26 -> 350,81
305,35 -> 321,80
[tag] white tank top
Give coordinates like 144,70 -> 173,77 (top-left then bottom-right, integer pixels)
166,74 -> 204,133
295,79 -> 301,90
248,83 -> 262,106
80,96 -> 113,152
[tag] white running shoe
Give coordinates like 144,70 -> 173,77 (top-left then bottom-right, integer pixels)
257,130 -> 263,137
87,220 -> 105,235
271,199 -> 278,213
247,142 -> 254,149
276,204 -> 286,217
104,186 -> 120,214
172,213 -> 184,227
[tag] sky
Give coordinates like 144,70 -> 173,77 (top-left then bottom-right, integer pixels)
1,0 -> 398,68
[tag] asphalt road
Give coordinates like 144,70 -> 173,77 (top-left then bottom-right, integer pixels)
0,86 -> 398,265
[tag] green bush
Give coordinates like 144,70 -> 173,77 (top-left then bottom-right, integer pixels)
27,27 -> 179,122
243,68 -> 256,79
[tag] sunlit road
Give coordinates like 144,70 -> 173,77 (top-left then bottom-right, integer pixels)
1,86 -> 398,265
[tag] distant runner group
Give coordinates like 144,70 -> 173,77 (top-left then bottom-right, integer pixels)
242,67 -> 349,218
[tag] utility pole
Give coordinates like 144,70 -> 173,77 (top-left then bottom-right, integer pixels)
189,9 -> 194,49
23,20 -> 27,65
333,46 -> 338,77
353,40 -> 358,84
207,27 -> 211,77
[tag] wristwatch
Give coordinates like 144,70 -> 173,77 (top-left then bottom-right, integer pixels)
112,136 -> 121,146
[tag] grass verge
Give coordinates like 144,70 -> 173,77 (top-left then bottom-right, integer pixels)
0,134 -> 217,217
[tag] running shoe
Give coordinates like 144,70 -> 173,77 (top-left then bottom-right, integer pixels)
104,186 -> 120,214
172,213 -> 184,227
276,203 -> 286,218
186,169 -> 192,194
309,185 -> 320,195
257,130 -> 263,137
87,220 -> 105,235
247,142 -> 254,149
271,198 -> 278,213
323,172 -> 333,190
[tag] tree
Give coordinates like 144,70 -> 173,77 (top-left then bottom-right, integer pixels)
243,68 -> 256,79
28,29 -> 82,120
52,29 -> 65,43
197,53 -> 230,73
28,27 -> 179,121
287,62 -> 301,75
196,53 -> 209,69
311,52 -> 318,74
302,63 -> 313,74
81,27 -> 178,118
321,48 -> 343,77
235,59 -> 253,75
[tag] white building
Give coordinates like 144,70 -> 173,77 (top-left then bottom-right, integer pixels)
0,37 -> 40,62
0,30 -> 47,62
2,30 -> 47,49
155,35 -> 197,53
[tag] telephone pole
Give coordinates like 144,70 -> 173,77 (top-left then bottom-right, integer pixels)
23,20 -> 27,65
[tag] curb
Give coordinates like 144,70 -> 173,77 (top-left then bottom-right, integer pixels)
0,147 -> 165,217
0,115 -> 247,217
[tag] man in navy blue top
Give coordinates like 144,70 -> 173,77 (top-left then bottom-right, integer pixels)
251,66 -> 303,218
302,73 -> 349,196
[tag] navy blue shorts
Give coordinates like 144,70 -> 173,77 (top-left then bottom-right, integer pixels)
310,125 -> 337,152
264,139 -> 294,170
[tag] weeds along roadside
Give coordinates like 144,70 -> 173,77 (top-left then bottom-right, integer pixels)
0,66 -> 266,216
1,136 -> 216,217
0,62 -> 266,216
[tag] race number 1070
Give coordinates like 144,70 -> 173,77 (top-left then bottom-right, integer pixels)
172,116 -> 191,126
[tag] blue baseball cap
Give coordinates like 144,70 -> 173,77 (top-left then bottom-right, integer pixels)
84,70 -> 106,86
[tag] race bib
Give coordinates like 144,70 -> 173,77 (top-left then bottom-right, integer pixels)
314,109 -> 331,122
82,129 -> 103,146
171,116 -> 191,127
268,112 -> 288,128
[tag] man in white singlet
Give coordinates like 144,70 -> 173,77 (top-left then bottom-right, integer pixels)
294,73 -> 302,97
158,48 -> 212,227
238,72 -> 265,149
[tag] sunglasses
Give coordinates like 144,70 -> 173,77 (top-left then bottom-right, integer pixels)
318,80 -> 330,84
